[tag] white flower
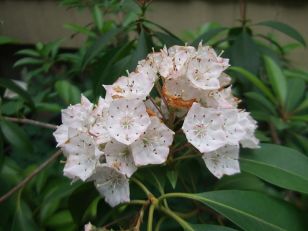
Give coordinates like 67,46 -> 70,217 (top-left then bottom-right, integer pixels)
136,59 -> 159,82
89,97 -> 111,145
202,144 -> 240,178
238,112 -> 260,148
107,99 -> 151,145
146,47 -> 174,78
200,86 -> 239,109
103,72 -> 154,102
62,133 -> 102,181
218,73 -> 232,87
182,103 -> 226,153
164,76 -> 200,101
53,125 -> 79,147
93,165 -> 130,207
167,45 -> 196,78
61,95 -> 94,131
186,46 -> 229,90
131,117 -> 174,166
104,140 -> 137,177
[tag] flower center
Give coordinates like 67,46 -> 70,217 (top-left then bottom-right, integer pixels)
120,116 -> 134,129
193,123 -> 208,138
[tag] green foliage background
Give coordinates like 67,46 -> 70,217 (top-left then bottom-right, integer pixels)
1,0 -> 308,230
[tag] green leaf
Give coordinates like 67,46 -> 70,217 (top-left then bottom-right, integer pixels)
55,80 -> 81,104
1,101 -> 23,115
14,57 -> 43,67
263,56 -> 287,105
82,28 -> 120,68
290,115 -> 308,122
143,19 -> 183,43
284,69 -> 308,82
35,102 -> 61,113
0,36 -> 18,45
0,78 -> 35,109
167,170 -> 178,189
45,210 -> 74,228
68,183 -> 99,224
257,21 -> 306,46
241,143 -> 308,194
64,24 -> 96,37
0,120 -> 33,153
154,32 -> 184,47
214,173 -> 265,192
92,5 -> 104,31
11,201 -> 38,231
192,27 -> 227,47
190,224 -> 238,231
294,98 -> 308,113
191,190 -> 305,231
0,131 -> 4,171
225,30 -> 260,75
128,29 -> 150,71
229,66 -> 276,103
285,78 -> 305,112
245,92 -> 276,115
16,49 -> 40,57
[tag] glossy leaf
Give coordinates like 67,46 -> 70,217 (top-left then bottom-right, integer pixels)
245,92 -> 277,115
190,224 -> 238,231
263,56 -> 287,105
241,143 -> 308,194
291,115 -> 308,122
229,66 -> 276,103
55,80 -> 81,104
258,21 -> 306,46
0,120 -> 33,153
154,31 -> 183,47
285,78 -> 305,112
11,201 -> 38,231
92,5 -> 103,31
68,183 -> 99,224
82,28 -> 120,68
225,30 -> 260,75
284,69 -> 308,82
192,27 -> 227,47
214,173 -> 265,192
128,29 -> 150,71
167,170 -> 178,189
14,57 -> 43,67
178,190 -> 305,231
0,78 -> 35,109
0,36 -> 18,45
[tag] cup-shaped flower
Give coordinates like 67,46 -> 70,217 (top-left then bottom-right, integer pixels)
131,117 -> 174,166
202,144 -> 240,178
93,165 -> 130,207
107,99 -> 151,145
182,103 -> 226,153
104,140 -> 137,177
62,133 -> 102,181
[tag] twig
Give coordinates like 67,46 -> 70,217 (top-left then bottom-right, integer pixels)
0,149 -> 62,204
269,123 -> 281,144
148,96 -> 167,122
239,0 -> 247,26
2,116 -> 57,130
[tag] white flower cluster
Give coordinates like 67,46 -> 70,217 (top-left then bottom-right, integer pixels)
54,43 -> 259,207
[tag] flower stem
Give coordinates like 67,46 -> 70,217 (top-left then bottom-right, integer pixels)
131,178 -> 152,197
1,116 -> 57,130
158,206 -> 194,231
148,96 -> 167,122
154,217 -> 166,231
147,204 -> 155,231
